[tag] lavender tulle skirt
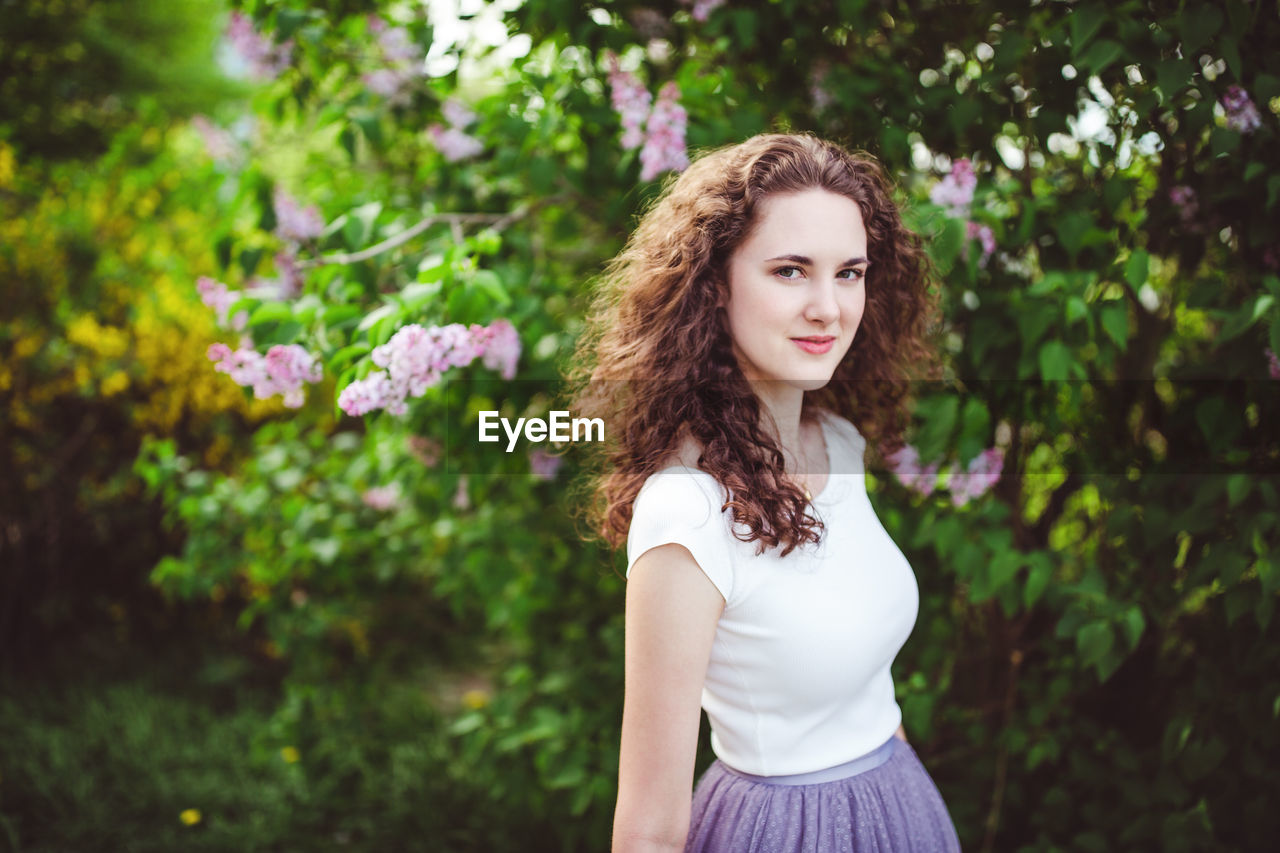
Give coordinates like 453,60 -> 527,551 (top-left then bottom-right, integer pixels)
684,736 -> 962,852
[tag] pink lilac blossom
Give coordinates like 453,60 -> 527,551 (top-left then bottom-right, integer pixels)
441,99 -> 478,129
1221,85 -> 1262,134
197,276 -> 248,331
606,53 -> 653,151
639,81 -> 689,181
428,124 -> 484,162
407,435 -> 442,467
475,318 -> 521,380
810,63 -> 835,112
885,445 -> 940,498
529,449 -> 564,481
207,342 -> 323,409
361,17 -> 425,105
337,319 -> 521,417
1169,185 -> 1198,224
273,188 -> 325,244
679,0 -> 727,21
946,447 -> 1005,507
452,475 -> 471,511
190,115 -> 239,164
628,7 -> 671,40
1266,348 -> 1280,380
929,158 -> 977,217
363,69 -> 410,104
362,483 -> 404,512
966,222 -> 996,267
274,251 -> 304,298
226,11 -> 293,81
1263,247 -> 1280,272
374,22 -> 422,65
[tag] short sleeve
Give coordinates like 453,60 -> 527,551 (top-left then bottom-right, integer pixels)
626,471 -> 735,602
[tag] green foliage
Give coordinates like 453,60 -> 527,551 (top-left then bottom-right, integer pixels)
5,0 -> 1280,848
0,0 -> 241,161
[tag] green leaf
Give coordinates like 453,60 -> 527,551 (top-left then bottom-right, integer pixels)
1028,271 -> 1068,296
1076,620 -> 1114,667
1101,303 -> 1128,350
1155,58 -> 1192,103
1121,605 -> 1145,650
1038,340 -> 1073,382
353,114 -> 383,148
471,269 -> 512,307
1017,301 -> 1058,349
249,302 -> 294,324
343,202 -> 383,252
1255,73 -> 1280,106
401,281 -> 442,313
310,538 -> 340,565
1219,35 -> 1243,80
1270,313 -> 1280,357
274,8 -> 309,40
323,304 -> 362,328
1251,294 -> 1275,323
913,395 -> 960,463
239,247 -> 264,277
1226,474 -> 1251,508
1066,296 -> 1088,325
1056,210 -> 1092,258
1258,557 -> 1277,597
1124,250 -> 1149,289
931,216 -> 967,274
957,397 -> 991,461
339,125 -> 357,159
1070,5 -> 1107,54
1024,555 -> 1053,608
1077,39 -> 1123,75
1210,127 -> 1240,157
357,302 -> 399,333
328,342 -> 371,372
1178,2 -> 1223,56
989,550 -> 1023,592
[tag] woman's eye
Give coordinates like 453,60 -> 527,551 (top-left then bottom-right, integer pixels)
839,268 -> 867,280
774,266 -> 802,279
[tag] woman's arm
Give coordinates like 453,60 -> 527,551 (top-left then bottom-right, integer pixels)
613,543 -> 725,853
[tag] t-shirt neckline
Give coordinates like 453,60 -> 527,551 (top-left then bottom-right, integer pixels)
649,409 -> 850,506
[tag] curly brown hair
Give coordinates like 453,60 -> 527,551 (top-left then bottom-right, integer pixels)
565,132 -> 942,557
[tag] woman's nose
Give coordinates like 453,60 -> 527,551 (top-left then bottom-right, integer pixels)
804,279 -> 840,323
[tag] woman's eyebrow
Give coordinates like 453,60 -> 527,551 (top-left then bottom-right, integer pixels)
763,253 -> 870,266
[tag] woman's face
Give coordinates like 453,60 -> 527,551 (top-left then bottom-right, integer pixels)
723,188 -> 868,392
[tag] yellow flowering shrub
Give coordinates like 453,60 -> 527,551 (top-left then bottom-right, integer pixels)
1,139 -> 283,470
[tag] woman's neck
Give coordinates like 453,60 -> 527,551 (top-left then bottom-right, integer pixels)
754,383 -> 808,472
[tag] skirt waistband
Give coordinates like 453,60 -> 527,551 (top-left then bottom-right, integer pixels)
719,735 -> 900,787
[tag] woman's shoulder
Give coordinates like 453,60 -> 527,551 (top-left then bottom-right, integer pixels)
637,435 -> 724,509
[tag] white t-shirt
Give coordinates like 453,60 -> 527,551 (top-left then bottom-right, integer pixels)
625,408 -> 919,777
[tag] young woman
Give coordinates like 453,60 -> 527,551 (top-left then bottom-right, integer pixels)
568,133 -> 962,852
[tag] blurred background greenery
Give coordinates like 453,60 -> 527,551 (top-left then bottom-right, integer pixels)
2,0 -> 1278,850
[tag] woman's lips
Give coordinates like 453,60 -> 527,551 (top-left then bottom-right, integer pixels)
791,336 -> 835,354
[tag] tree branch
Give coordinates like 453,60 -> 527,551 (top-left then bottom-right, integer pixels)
298,204 -> 535,269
